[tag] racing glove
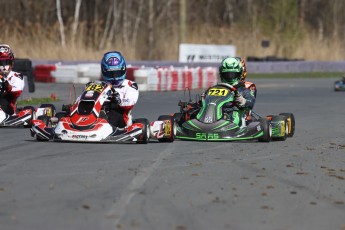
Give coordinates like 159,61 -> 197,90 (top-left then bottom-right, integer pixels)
1,79 -> 9,91
235,94 -> 246,107
111,91 -> 122,105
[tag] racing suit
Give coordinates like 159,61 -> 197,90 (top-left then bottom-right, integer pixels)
222,83 -> 256,127
0,71 -> 25,115
108,79 -> 139,128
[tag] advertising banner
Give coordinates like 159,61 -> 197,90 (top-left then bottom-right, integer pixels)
179,43 -> 236,63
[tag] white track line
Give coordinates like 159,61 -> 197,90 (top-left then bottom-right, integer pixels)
104,143 -> 177,229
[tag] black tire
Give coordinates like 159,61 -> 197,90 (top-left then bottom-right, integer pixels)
271,115 -> 288,141
55,111 -> 66,121
173,112 -> 184,125
258,118 -> 271,142
61,104 -> 72,114
134,118 -> 150,144
279,113 -> 295,137
12,58 -> 35,93
157,115 -> 176,142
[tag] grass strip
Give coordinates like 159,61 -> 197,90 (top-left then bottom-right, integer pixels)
250,72 -> 343,79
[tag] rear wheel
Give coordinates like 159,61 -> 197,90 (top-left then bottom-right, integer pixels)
258,118 -> 271,142
134,118 -> 150,144
271,115 -> 288,141
279,113 -> 295,137
173,112 -> 184,125
157,115 -> 176,143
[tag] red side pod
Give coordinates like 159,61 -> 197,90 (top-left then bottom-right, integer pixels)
17,108 -> 33,117
31,119 -> 46,129
127,123 -> 144,132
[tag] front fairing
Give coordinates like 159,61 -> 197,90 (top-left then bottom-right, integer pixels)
69,81 -> 111,126
176,118 -> 263,141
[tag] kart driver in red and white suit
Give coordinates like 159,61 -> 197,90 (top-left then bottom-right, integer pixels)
100,51 -> 139,128
0,44 -> 25,116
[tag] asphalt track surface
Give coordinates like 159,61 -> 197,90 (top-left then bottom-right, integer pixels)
1,78 -> 345,230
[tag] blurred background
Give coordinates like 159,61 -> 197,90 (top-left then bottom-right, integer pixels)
1,0 -> 345,61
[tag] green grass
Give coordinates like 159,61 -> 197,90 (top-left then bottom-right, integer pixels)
250,72 -> 343,79
17,95 -> 59,106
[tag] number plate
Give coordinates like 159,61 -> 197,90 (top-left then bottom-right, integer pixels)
208,88 -> 229,96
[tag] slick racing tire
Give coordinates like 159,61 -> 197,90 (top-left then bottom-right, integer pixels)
279,113 -> 295,137
271,115 -> 288,141
258,118 -> 271,142
55,111 -> 67,121
157,115 -> 176,143
134,118 -> 150,144
173,112 -> 184,125
13,58 -> 35,93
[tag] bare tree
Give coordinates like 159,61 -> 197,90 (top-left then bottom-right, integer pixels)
99,3 -> 113,50
56,0 -> 66,47
71,0 -> 82,46
148,0 -> 154,59
108,1 -> 122,46
131,0 -> 144,48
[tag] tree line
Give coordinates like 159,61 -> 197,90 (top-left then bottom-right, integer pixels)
1,0 -> 344,61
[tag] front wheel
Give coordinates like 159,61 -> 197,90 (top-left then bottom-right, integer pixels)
157,115 -> 176,143
258,118 -> 271,142
134,118 -> 150,144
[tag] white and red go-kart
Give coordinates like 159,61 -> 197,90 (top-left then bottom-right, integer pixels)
0,79 -> 53,127
0,103 -> 55,128
30,81 -> 166,143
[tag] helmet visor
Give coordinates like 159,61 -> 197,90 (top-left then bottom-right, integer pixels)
103,68 -> 125,80
0,59 -> 12,66
220,71 -> 242,83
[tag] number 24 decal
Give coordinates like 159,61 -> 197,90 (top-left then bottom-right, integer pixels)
86,84 -> 104,93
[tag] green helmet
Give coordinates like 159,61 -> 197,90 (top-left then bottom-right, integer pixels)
219,57 -> 244,85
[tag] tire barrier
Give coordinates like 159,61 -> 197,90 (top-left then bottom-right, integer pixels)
33,64 -> 218,91
33,64 -> 137,84
34,65 -> 57,83
134,67 -> 218,91
247,56 -> 304,62
13,58 -> 35,92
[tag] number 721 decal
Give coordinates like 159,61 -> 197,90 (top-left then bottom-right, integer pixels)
208,88 -> 229,96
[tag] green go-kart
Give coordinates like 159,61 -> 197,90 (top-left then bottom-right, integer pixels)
153,83 -> 295,142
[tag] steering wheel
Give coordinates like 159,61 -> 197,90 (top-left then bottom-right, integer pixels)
214,83 -> 239,96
